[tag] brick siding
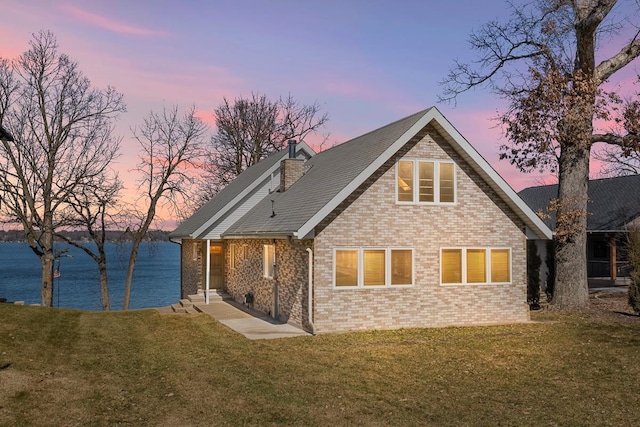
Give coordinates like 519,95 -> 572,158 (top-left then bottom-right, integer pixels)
312,124 -> 529,332
225,239 -> 312,328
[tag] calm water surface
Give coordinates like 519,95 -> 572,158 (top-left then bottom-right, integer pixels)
0,242 -> 180,310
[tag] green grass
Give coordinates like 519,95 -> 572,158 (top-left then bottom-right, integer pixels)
1,305 -> 638,426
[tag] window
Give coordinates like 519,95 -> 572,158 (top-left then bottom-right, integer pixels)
263,244 -> 275,279
391,249 -> 413,285
397,159 -> 456,204
441,248 -> 511,285
490,249 -> 510,283
364,250 -> 386,286
334,248 -> 413,288
230,244 -> 237,270
335,250 -> 358,287
242,244 -> 249,261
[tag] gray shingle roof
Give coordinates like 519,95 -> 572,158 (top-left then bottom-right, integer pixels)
223,109 -> 432,237
518,174 -> 640,232
169,144 -> 313,239
224,107 -> 551,240
175,107 -> 551,241
0,125 -> 14,141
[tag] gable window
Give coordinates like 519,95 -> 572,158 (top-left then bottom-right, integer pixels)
397,159 -> 456,204
441,248 -> 511,285
334,248 -> 414,288
263,244 -> 275,279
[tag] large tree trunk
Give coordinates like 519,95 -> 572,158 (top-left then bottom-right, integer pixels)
122,239 -> 141,310
98,260 -> 110,311
40,250 -> 55,307
551,6 -> 598,310
553,134 -> 591,309
40,227 -> 55,307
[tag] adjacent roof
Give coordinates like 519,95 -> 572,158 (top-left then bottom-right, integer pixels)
0,125 -> 14,142
223,107 -> 552,240
518,174 -> 640,232
169,142 -> 315,240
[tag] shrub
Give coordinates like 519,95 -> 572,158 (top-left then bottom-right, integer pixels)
527,240 -> 541,309
627,226 -> 640,314
545,240 -> 556,301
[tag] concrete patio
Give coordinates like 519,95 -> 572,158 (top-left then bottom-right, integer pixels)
157,294 -> 311,340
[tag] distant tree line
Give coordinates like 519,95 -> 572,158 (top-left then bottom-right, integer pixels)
0,229 -> 171,243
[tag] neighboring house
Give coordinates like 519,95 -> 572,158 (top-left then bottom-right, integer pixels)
170,108 -> 551,333
519,174 -> 640,286
0,125 -> 13,142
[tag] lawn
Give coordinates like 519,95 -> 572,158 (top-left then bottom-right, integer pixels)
1,296 -> 639,426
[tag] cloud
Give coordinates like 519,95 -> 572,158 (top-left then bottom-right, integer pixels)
61,4 -> 169,37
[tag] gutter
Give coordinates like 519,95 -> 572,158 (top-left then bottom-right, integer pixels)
286,236 -> 317,335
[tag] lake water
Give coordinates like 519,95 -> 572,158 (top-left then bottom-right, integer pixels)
0,242 -> 180,310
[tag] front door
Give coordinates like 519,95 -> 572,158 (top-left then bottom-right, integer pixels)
209,244 -> 224,290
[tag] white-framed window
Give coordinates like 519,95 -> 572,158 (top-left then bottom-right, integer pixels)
263,244 -> 275,279
230,243 -> 237,270
242,244 -> 249,261
397,159 -> 456,204
334,248 -> 414,288
440,248 -> 511,285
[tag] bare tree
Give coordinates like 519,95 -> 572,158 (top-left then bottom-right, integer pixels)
594,143 -> 640,176
441,0 -> 640,309
58,170 -> 123,311
122,105 -> 207,310
0,31 -> 125,307
198,92 -> 328,204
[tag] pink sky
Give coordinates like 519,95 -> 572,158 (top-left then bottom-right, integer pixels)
1,1 -> 638,228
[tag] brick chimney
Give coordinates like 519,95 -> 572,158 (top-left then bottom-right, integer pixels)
280,140 -> 305,192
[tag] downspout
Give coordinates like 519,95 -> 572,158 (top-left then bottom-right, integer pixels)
287,236 -> 316,335
306,247 -> 316,335
205,239 -> 210,304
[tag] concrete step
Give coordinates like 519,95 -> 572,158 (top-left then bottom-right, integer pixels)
179,299 -> 193,308
208,291 -> 232,302
187,294 -> 205,303
188,291 -> 232,303
171,303 -> 188,313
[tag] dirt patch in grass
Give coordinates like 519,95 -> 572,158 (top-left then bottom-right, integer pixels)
588,290 -> 639,321
535,289 -> 639,324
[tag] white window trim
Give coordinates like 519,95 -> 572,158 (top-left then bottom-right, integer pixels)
440,247 -> 512,286
396,159 -> 457,205
333,247 -> 415,288
263,244 -> 275,279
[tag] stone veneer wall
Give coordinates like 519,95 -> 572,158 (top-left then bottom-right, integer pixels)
225,239 -> 312,329
179,239 -> 201,298
312,124 -> 529,333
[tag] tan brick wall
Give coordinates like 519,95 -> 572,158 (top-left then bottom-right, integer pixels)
280,158 -> 305,191
312,124 -> 529,333
225,239 -> 312,329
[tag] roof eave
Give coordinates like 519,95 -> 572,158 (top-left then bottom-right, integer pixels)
222,231 -> 295,240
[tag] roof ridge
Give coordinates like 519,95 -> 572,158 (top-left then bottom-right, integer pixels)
315,108 -> 432,156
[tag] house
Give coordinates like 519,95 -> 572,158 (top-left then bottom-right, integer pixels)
170,108 -> 551,333
0,125 -> 13,142
519,174 -> 640,287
